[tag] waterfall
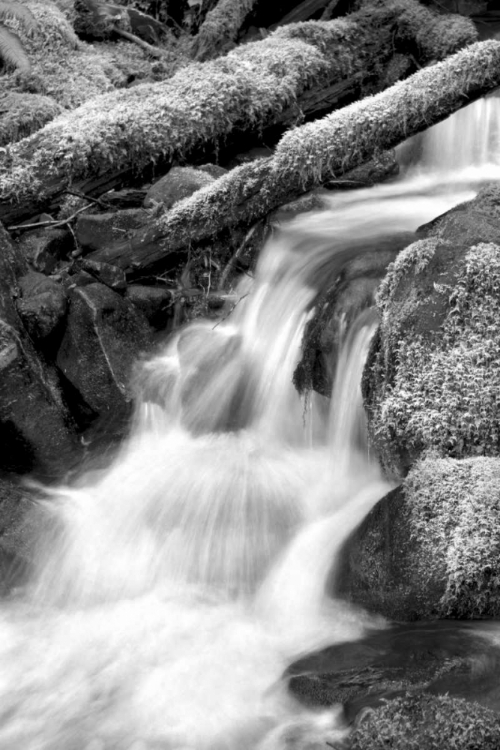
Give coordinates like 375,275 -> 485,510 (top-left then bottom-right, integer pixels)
0,94 -> 499,749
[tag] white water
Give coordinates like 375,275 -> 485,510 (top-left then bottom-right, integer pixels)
1,95 -> 500,749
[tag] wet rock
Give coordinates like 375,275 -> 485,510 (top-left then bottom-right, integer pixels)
56,283 -> 154,418
417,183 -> 500,246
336,456 -> 500,620
287,621 -> 500,727
0,323 -> 79,477
75,209 -> 148,252
16,225 -> 71,274
0,474 -> 36,593
80,258 -> 127,291
293,234 -> 412,396
364,185 -> 500,477
125,284 -> 174,329
16,272 -> 67,343
0,226 -> 78,477
143,167 -> 215,209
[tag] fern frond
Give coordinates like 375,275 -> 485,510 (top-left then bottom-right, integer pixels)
0,24 -> 30,73
0,1 -> 37,33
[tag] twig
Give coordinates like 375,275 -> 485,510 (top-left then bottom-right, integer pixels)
218,224 -> 259,291
212,292 -> 249,329
113,27 -> 163,58
8,204 -> 92,232
63,189 -> 109,209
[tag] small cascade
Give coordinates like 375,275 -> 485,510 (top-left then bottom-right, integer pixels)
1,89 -> 500,749
328,311 -> 379,486
399,93 -> 500,184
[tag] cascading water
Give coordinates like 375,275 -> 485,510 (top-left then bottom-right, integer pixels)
2,94 -> 500,749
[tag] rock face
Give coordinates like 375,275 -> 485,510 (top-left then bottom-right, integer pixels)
56,283 -> 154,419
337,456 -> 500,620
363,185 -> 500,478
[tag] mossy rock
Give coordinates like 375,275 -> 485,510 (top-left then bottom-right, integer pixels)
350,693 -> 500,749
337,456 -> 500,620
363,185 -> 500,477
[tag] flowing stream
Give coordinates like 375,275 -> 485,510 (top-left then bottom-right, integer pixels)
1,94 -> 500,749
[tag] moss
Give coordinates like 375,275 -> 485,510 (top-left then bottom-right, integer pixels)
0,1 -> 182,125
191,0 -> 257,61
351,693 -> 500,749
0,93 -> 63,146
371,243 -> 500,465
405,456 -> 500,618
0,0 -> 479,208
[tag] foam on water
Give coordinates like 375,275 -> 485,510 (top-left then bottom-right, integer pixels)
1,95 -> 499,749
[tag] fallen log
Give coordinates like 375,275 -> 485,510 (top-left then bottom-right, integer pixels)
0,0 -> 476,223
87,40 -> 500,274
190,0 -> 259,61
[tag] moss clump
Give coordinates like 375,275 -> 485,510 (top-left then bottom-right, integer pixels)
351,693 -> 500,749
405,455 -> 500,618
0,93 -> 63,146
370,242 -> 500,469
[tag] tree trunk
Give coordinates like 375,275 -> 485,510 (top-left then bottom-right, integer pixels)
0,0 -> 476,225
86,40 -> 500,274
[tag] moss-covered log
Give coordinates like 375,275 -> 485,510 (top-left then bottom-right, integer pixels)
190,0 -> 258,61
0,0 -> 476,223
89,40 -> 500,273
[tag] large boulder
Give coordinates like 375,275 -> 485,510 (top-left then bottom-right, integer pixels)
363,185 -> 500,477
336,456 -> 500,620
56,283 -> 154,420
